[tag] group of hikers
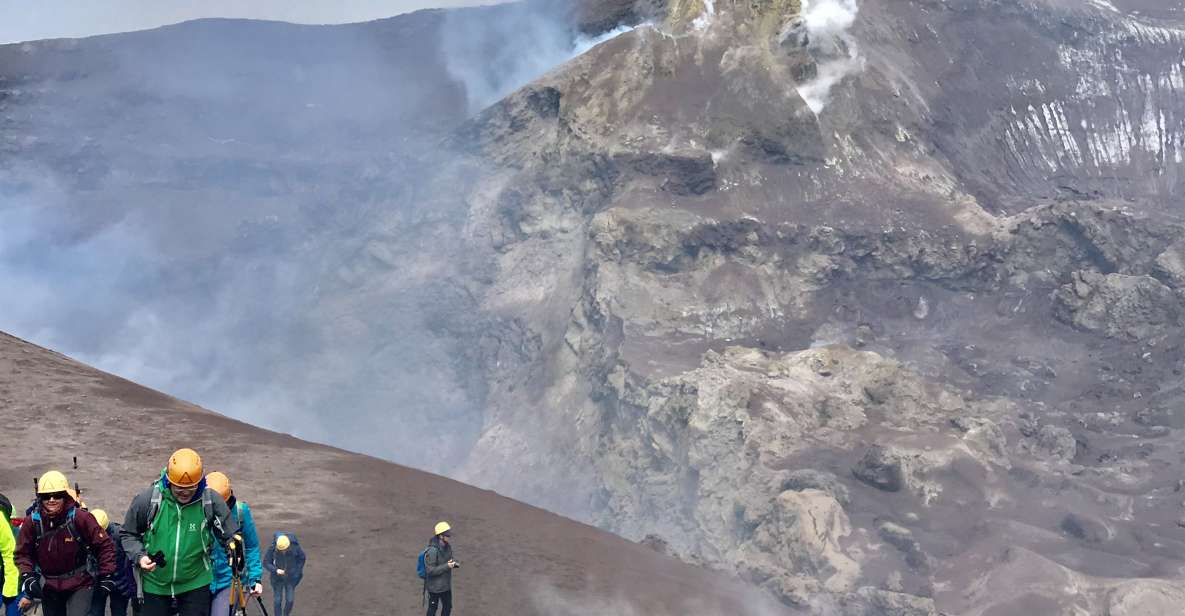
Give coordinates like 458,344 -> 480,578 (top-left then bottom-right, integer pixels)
0,448 -> 460,616
0,449 -> 312,616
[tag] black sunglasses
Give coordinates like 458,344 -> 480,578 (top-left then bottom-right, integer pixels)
39,492 -> 67,501
441,532 -> 452,538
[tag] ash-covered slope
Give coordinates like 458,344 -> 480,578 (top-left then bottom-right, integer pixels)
0,331 -> 783,616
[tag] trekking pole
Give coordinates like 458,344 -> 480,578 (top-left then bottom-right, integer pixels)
233,576 -> 249,616
253,595 -> 270,616
228,535 -> 252,616
134,568 -> 144,608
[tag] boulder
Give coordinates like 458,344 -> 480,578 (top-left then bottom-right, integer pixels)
1059,513 -> 1109,544
853,446 -> 908,492
1153,239 -> 1185,288
1107,581 -> 1185,616
1034,425 -> 1078,463
1052,271 -> 1180,340
877,521 -> 930,572
782,469 -> 851,507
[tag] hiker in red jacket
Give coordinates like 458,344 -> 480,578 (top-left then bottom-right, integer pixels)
14,471 -> 116,616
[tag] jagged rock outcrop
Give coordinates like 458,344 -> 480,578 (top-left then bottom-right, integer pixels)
449,0 -> 1185,612
1053,271 -> 1183,340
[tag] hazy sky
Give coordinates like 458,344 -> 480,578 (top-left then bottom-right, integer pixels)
0,0 -> 495,43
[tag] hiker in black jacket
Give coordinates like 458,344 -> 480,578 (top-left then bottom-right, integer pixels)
424,522 -> 457,616
86,510 -> 135,616
263,533 -> 304,616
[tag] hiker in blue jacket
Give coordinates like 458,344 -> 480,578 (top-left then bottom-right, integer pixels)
205,473 -> 262,616
263,533 -> 304,616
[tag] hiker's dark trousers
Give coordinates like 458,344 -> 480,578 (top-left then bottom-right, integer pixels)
140,588 -> 211,616
89,587 -> 130,616
273,580 -> 296,616
43,587 -> 94,616
426,591 -> 452,616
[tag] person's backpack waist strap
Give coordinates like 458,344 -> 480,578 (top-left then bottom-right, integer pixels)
41,563 -> 90,580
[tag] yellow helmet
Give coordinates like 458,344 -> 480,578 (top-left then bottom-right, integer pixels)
37,471 -> 70,494
91,509 -> 110,529
166,448 -> 203,488
206,471 -> 232,501
276,535 -> 291,552
434,521 -> 452,536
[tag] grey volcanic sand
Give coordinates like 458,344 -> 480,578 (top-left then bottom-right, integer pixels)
0,331 -> 787,616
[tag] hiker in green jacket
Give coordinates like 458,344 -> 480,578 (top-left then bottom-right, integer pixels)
119,449 -> 237,616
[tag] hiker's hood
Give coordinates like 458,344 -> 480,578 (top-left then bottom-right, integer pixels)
273,531 -> 300,546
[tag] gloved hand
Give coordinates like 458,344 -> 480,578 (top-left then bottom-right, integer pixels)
97,576 -> 117,595
19,573 -> 42,600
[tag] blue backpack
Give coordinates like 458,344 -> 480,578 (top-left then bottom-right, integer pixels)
416,547 -> 430,580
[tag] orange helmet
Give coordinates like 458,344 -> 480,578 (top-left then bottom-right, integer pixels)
166,448 -> 203,488
206,471 -> 232,501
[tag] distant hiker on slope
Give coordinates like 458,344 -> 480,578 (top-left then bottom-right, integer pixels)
0,493 -> 18,616
263,534 -> 304,616
120,449 -> 237,616
14,471 -> 117,616
204,472 -> 262,616
421,522 -> 458,616
86,510 -> 135,616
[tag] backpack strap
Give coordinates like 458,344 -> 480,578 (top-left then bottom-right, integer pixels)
147,488 -> 163,533
33,508 -> 78,542
31,508 -> 90,573
202,490 -> 225,539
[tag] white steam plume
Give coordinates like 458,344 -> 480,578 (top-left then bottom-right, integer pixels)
796,0 -> 863,114
442,4 -> 639,114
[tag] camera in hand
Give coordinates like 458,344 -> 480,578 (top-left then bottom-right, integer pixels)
151,551 -> 167,568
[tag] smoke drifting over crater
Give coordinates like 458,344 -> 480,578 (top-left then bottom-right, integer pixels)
0,2 -> 597,471
797,0 -> 863,113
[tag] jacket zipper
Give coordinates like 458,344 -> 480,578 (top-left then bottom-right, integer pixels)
171,500 -> 182,597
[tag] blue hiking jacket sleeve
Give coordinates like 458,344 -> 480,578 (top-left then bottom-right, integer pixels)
263,542 -> 276,575
291,543 -> 306,583
209,501 -> 263,591
240,503 -> 263,586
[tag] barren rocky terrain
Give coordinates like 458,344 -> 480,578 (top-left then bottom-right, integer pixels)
5,0 -> 1185,613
